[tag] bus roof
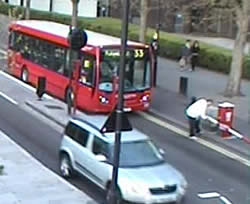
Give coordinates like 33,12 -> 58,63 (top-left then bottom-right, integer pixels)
12,20 -> 147,48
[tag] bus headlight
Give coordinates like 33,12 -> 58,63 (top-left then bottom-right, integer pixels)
99,96 -> 109,104
141,94 -> 150,102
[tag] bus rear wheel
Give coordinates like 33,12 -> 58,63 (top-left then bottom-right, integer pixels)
65,88 -> 74,105
21,68 -> 29,83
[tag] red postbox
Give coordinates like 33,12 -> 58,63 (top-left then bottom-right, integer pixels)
217,102 -> 235,138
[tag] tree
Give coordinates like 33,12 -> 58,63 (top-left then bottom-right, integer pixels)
202,0 -> 249,97
25,0 -> 31,20
224,0 -> 249,97
139,0 -> 148,43
139,0 -> 249,97
71,0 -> 79,27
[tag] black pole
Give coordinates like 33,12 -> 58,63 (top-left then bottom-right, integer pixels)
109,0 -> 130,204
67,26 -> 73,115
158,0 -> 160,32
155,0 -> 161,87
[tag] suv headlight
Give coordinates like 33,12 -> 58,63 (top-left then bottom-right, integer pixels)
121,180 -> 150,197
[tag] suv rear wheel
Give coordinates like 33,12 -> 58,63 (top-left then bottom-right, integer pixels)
60,154 -> 74,178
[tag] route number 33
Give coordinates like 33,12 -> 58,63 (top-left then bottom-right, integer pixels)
134,49 -> 144,58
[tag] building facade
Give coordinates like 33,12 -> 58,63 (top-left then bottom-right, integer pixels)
5,0 -> 97,18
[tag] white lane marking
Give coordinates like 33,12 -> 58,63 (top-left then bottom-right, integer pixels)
197,139 -> 250,167
0,91 -> 18,105
197,192 -> 220,199
220,196 -> 233,204
0,56 -> 7,60
198,192 -> 233,204
0,49 -> 7,55
138,111 -> 250,167
0,70 -> 52,100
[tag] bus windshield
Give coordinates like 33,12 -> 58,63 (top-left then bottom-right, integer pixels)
99,48 -> 151,92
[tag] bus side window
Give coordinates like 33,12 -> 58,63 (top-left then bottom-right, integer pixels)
80,55 -> 95,86
39,41 -> 51,68
32,39 -> 41,64
20,36 -> 31,59
14,32 -> 23,52
64,50 -> 71,77
9,31 -> 15,49
52,46 -> 65,74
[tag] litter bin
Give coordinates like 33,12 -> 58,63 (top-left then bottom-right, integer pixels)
179,76 -> 188,96
217,102 -> 234,138
36,77 -> 46,100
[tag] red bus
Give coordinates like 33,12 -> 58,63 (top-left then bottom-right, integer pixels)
8,20 -> 154,113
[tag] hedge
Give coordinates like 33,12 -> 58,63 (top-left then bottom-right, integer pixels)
0,2 -> 249,79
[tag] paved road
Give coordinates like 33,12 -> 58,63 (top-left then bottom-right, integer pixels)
0,71 -> 250,204
0,92 -> 105,204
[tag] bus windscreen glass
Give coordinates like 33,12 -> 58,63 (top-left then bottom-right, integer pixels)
99,48 -> 151,92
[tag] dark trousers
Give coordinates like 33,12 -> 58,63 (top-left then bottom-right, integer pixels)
191,55 -> 198,70
188,116 -> 201,136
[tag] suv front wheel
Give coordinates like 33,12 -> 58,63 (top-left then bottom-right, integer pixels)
60,153 -> 74,178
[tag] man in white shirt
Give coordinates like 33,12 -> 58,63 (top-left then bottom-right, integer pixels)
185,98 -> 213,139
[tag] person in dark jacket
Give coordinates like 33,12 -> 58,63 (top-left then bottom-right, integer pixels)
190,40 -> 200,71
179,39 -> 191,71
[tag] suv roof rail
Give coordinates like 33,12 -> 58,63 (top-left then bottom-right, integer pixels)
70,117 -> 101,132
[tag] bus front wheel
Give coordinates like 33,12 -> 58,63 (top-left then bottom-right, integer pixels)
65,88 -> 74,105
21,68 -> 29,83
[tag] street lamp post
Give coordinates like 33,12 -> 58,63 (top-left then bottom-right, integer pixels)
151,0 -> 161,87
109,0 -> 130,204
157,0 -> 161,34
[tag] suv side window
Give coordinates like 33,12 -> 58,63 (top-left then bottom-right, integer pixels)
65,122 -> 78,139
93,136 -> 109,158
75,127 -> 89,146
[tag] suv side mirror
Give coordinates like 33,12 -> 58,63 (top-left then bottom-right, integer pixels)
95,154 -> 107,162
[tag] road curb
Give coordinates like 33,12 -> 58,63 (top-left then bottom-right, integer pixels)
143,108 -> 250,164
147,108 -> 188,130
25,99 -> 250,165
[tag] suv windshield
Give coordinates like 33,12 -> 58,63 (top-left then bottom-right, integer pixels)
110,140 -> 164,168
99,48 -> 151,92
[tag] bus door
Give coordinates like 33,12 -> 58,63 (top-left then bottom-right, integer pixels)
8,31 -> 26,76
41,43 -> 68,99
76,54 -> 96,110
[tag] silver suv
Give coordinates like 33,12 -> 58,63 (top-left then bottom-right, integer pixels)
59,117 -> 187,204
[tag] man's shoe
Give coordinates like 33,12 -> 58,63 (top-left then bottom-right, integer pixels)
190,136 -> 197,140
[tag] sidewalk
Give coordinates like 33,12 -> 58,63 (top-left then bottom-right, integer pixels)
0,130 -> 97,204
175,33 -> 250,55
